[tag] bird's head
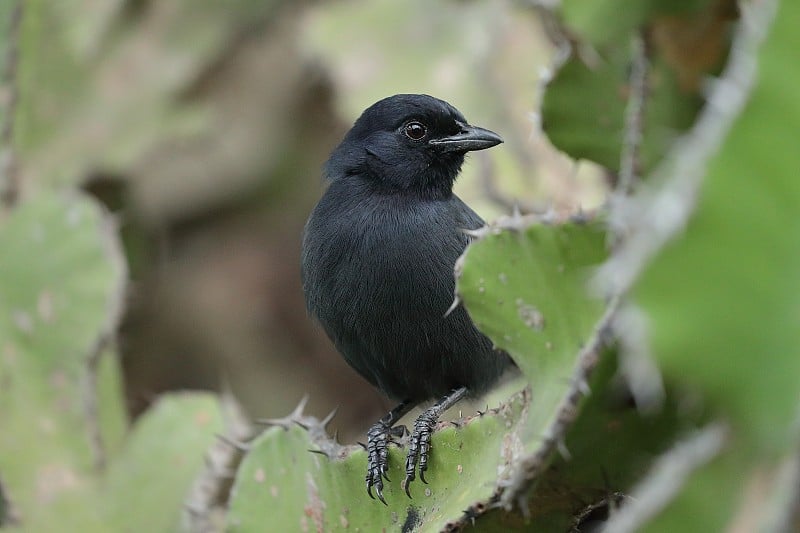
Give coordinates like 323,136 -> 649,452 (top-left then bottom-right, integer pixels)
324,94 -> 503,198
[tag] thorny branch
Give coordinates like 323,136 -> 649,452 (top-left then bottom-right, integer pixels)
615,31 -> 649,198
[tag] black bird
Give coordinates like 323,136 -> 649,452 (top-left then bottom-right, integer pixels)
301,94 -> 511,503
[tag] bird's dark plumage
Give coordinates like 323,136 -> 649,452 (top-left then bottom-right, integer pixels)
301,94 -> 510,501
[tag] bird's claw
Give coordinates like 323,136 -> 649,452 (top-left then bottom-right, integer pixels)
403,474 -> 414,498
366,475 -> 387,505
366,460 -> 388,505
403,408 -> 438,498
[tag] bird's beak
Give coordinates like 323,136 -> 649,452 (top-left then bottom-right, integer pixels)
429,125 -> 503,153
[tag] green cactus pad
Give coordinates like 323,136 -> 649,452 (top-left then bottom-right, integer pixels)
227,393 -> 526,532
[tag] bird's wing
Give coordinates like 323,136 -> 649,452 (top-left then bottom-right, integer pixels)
451,195 -> 486,238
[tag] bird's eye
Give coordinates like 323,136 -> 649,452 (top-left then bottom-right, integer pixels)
404,121 -> 427,140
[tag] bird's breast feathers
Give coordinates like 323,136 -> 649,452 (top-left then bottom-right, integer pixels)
304,189 -> 465,317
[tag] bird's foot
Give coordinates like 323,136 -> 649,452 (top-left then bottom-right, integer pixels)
403,387 -> 469,497
365,420 -> 391,504
403,407 -> 438,497
365,418 -> 407,504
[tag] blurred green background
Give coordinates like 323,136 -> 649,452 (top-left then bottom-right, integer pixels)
3,0 -> 797,531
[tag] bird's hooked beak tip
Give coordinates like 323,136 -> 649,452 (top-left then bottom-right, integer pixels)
429,125 -> 503,153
